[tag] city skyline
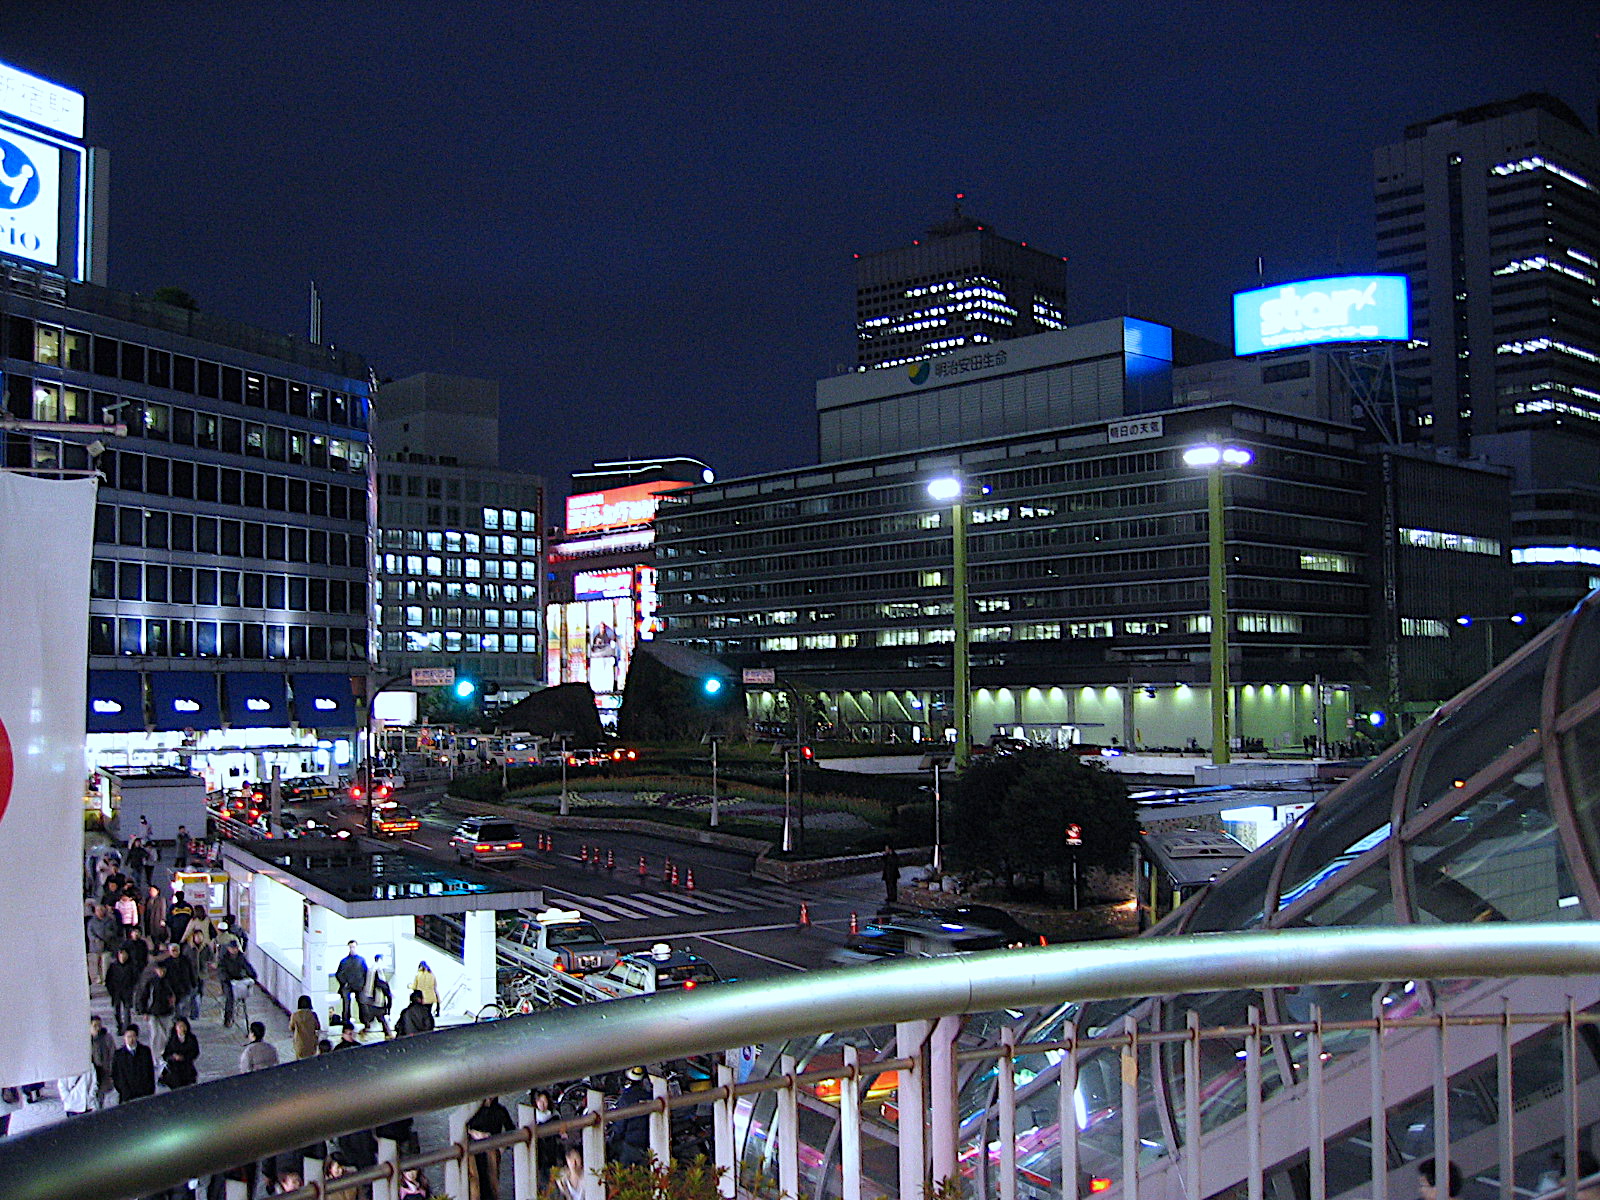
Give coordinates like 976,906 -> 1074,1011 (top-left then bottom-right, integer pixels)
0,1 -> 1595,493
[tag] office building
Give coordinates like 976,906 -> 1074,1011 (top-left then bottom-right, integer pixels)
854,202 -> 1070,370
371,372 -> 546,698
1375,93 -> 1600,450
545,457 -> 712,728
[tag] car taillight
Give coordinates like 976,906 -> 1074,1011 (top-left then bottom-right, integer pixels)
1038,935 -> 1048,946
683,980 -> 696,989
1089,1180 -> 1112,1194
553,960 -> 566,973
506,841 -> 523,850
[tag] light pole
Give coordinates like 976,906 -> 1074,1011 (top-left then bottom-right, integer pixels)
1181,444 -> 1252,765
552,731 -> 574,816
1455,613 -> 1526,677
927,476 -> 982,767
702,731 -> 726,828
919,752 -> 952,874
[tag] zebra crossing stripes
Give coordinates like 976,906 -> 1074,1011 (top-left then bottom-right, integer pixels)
543,884 -> 805,924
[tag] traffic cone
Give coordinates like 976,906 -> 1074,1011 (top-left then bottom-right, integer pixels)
685,868 -> 695,891
663,858 -> 673,883
849,911 -> 859,935
670,864 -> 680,887
798,902 -> 812,929
579,844 -> 589,865
638,855 -> 648,880
606,849 -> 615,871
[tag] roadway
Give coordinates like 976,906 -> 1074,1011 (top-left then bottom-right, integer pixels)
312,787 -> 904,982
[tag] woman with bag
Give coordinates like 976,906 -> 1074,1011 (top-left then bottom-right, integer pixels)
160,1016 -> 200,1089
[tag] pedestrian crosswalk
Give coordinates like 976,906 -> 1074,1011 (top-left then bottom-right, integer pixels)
541,883 -> 807,924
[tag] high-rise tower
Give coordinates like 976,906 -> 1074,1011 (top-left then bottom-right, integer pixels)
853,200 -> 1069,370
1373,94 -> 1600,452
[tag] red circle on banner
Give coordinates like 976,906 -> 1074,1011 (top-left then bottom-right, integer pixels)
0,716 -> 11,825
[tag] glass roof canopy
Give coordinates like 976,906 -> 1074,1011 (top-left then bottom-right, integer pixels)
742,589 -> 1600,1200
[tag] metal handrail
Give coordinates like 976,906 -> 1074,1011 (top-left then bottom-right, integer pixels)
6,922 -> 1600,1200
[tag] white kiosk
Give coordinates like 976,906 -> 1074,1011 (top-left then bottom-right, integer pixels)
220,838 -> 540,1024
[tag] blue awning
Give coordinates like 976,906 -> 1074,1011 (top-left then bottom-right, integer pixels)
291,673 -> 358,729
148,672 -> 223,732
87,670 -> 146,734
223,672 -> 290,728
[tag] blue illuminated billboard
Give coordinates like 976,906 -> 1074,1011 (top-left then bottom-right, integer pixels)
1232,274 -> 1410,355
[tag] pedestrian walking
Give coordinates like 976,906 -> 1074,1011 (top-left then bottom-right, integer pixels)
114,888 -> 140,933
335,941 -> 368,1024
881,844 -> 900,904
466,1094 -> 515,1200
141,883 -> 168,943
359,953 -> 393,1037
111,1024 -> 156,1104
160,1016 -> 200,1089
174,823 -> 190,869
125,838 -> 149,891
86,903 -> 120,984
166,891 -> 196,946
137,960 -> 178,1050
218,943 -> 257,1028
106,947 -> 140,1033
164,941 -> 199,1022
289,994 -> 320,1060
89,1014 -> 116,1109
395,990 -> 435,1037
239,1020 -> 279,1073
413,960 -> 439,1016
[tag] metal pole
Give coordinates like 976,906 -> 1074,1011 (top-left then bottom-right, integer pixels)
710,738 -> 719,829
930,1014 -> 959,1187
951,495 -> 971,767
778,1053 -> 800,1200
781,750 -> 792,853
840,1045 -> 862,1200
559,736 -> 570,817
713,1063 -> 736,1199
649,1072 -> 671,1168
931,761 -> 942,874
514,1102 -> 536,1200
999,1026 -> 1018,1200
897,1020 -> 929,1200
1207,465 -> 1231,765
582,1087 -> 605,1200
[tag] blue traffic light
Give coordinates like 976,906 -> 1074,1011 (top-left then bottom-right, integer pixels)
703,677 -> 724,696
454,678 -> 477,700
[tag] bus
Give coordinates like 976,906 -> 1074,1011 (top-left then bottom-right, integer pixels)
1136,827 -> 1250,931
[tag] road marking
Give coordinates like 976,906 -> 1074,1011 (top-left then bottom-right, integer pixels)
403,839 -> 431,850
691,934 -> 806,971
609,921 -> 814,943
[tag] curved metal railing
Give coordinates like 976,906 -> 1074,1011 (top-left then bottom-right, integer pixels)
5,922 -> 1600,1200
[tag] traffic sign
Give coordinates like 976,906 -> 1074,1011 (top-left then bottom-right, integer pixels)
742,667 -> 776,685
411,667 -> 456,687
1065,824 -> 1083,847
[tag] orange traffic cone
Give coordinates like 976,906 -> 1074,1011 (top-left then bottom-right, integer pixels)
849,911 -> 859,935
606,849 -> 615,871
638,855 -> 648,880
663,858 -> 673,883
579,844 -> 589,864
670,864 -> 680,887
685,868 -> 695,891
798,902 -> 812,929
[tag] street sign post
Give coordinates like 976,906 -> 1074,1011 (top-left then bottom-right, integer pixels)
411,667 -> 456,688
742,667 -> 776,686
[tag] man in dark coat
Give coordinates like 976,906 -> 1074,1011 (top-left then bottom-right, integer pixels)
334,941 -> 368,1024
166,893 -> 196,946
881,844 -> 899,904
217,943 -> 257,1028
105,947 -> 140,1033
395,990 -> 435,1037
111,1024 -> 156,1104
608,1067 -> 652,1166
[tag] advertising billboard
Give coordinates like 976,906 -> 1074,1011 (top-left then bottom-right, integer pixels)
1233,275 -> 1409,355
565,480 -> 692,536
574,568 -> 633,601
0,125 -> 59,269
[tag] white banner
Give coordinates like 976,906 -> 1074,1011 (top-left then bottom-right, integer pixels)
0,473 -> 96,1085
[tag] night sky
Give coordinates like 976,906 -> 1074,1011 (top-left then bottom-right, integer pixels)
0,4 -> 1595,498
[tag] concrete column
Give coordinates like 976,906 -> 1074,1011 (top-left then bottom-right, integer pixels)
462,909 -> 498,1013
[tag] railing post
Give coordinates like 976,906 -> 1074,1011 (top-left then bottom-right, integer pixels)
713,1062 -> 737,1199
1498,1001 -> 1514,1200
1060,1019 -> 1080,1200
303,1151 -> 326,1194
1245,1005 -> 1262,1200
445,1102 -> 472,1200
374,1135 -> 399,1200
1308,1007 -> 1324,1200
1184,1009 -> 1201,1200
1122,1014 -> 1140,1200
584,1087 -> 607,1200
778,1054 -> 801,1200
841,1045 -> 863,1200
898,1019 -> 931,1200
931,1013 -> 961,1189
1370,993 -> 1387,1200
224,1180 -> 248,1200
999,1026 -> 1018,1200
514,1101 -> 537,1200
650,1072 -> 672,1168
1432,1012 -> 1450,1200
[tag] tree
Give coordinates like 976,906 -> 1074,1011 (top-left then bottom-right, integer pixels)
947,748 -> 1138,890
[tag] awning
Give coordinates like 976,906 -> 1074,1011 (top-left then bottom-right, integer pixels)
290,673 -> 358,729
86,670 -> 145,734
148,672 -> 223,732
223,672 -> 290,728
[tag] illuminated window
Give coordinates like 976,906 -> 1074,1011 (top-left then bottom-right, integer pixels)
919,570 -> 946,588
877,628 -> 921,647
1238,613 -> 1302,634
1069,620 -> 1114,638
1300,551 -> 1356,573
1401,618 -> 1449,638
1400,527 -> 1501,556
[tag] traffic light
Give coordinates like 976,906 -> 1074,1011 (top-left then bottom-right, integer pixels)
799,745 -> 813,761
453,677 -> 478,700
702,677 -> 724,697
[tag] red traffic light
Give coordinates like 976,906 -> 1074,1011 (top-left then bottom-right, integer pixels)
800,746 -> 813,760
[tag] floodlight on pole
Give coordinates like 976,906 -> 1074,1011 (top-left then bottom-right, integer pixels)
926,475 -> 978,766
1183,443 -> 1253,766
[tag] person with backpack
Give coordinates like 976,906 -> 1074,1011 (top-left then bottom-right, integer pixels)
359,953 -> 393,1037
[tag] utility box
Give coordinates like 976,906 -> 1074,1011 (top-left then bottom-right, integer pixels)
105,766 -> 209,845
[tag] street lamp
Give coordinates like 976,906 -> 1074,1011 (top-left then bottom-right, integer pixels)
1455,613 -> 1526,677
927,475 -> 984,767
919,752 -> 953,873
1182,444 -> 1253,765
551,730 -> 575,816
